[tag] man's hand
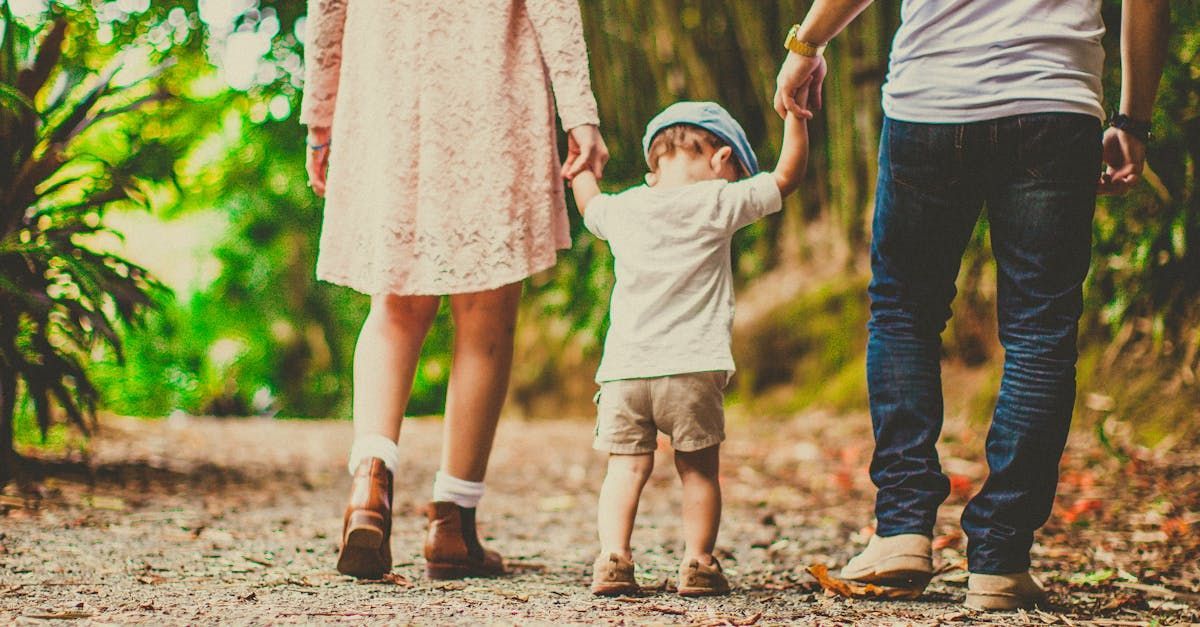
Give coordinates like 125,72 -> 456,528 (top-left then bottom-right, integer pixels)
774,52 -> 826,119
563,124 -> 610,181
306,126 -> 332,197
1098,126 -> 1146,195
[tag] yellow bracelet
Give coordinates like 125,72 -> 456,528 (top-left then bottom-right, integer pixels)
785,24 -> 827,57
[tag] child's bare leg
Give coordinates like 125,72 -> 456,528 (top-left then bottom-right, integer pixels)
675,445 -> 721,563
597,453 -> 654,559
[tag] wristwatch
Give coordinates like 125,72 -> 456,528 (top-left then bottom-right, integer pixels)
1109,112 -> 1152,144
784,24 -> 826,57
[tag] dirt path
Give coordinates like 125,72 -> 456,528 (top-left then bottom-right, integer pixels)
1,411 -> 1198,625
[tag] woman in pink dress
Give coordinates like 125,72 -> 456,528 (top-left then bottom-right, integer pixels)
300,0 -> 608,580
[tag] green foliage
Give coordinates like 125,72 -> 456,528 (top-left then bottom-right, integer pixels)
0,6 -> 178,478
1091,0 -> 1200,361
5,0 -> 1196,433
731,278 -> 870,413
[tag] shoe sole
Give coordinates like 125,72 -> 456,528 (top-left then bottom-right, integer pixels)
425,561 -> 506,580
336,514 -> 388,579
591,582 -> 639,596
964,592 -> 1044,611
843,556 -> 933,590
855,568 -> 933,590
678,586 -> 730,597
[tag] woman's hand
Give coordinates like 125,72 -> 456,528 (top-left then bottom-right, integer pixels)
306,126 -> 333,197
562,124 -> 609,181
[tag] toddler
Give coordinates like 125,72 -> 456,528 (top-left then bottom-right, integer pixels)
571,101 -> 809,596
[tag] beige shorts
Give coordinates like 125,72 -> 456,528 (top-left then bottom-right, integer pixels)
593,371 -> 727,455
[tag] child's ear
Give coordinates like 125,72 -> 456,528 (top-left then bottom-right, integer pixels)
711,146 -> 734,172
645,172 -> 658,186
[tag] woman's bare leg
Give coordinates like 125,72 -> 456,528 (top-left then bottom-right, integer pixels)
440,282 -> 522,482
352,293 -> 440,441
339,293 -> 439,578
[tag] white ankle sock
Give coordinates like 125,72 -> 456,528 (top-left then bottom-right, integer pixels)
347,434 -> 400,476
431,471 -> 485,508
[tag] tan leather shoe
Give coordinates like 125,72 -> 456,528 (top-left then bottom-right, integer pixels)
965,572 -> 1048,611
423,501 -> 506,579
336,458 -> 393,578
677,557 -> 731,597
591,553 -> 639,596
839,534 -> 933,590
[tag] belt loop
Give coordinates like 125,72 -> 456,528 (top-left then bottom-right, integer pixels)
954,125 -> 964,150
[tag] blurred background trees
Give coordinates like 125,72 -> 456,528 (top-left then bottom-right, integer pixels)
0,4 -> 175,479
1,0 -> 1196,463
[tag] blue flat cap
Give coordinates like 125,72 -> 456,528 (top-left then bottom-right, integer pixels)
642,101 -> 759,176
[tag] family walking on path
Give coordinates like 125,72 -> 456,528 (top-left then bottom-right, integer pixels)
300,0 -> 1169,613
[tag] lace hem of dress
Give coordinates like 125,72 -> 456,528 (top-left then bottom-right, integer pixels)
316,247 -> 565,296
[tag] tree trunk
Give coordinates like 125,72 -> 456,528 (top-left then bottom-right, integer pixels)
0,366 -> 18,485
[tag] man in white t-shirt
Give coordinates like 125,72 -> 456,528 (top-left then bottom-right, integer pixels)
568,101 -> 808,597
772,0 -> 1169,611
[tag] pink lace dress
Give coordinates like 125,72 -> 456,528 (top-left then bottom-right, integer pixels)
300,0 -> 600,295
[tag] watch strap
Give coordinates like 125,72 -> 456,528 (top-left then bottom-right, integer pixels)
785,24 -> 826,57
1109,112 -> 1152,143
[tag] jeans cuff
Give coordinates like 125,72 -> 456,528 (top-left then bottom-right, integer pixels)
874,522 -> 935,538
967,548 -> 1032,574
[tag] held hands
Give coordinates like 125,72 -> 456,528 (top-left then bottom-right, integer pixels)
1098,126 -> 1146,195
306,125 -> 608,198
563,124 -> 610,181
306,126 -> 332,197
774,52 -> 826,119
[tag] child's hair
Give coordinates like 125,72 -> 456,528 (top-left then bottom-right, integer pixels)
647,124 -> 744,177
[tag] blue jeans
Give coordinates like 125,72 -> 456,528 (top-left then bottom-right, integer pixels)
868,113 -> 1101,574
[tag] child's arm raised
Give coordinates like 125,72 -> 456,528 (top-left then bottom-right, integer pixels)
571,170 -> 603,213
772,111 -> 810,197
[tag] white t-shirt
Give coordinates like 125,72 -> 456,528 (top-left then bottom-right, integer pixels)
882,0 -> 1106,123
583,173 -> 783,383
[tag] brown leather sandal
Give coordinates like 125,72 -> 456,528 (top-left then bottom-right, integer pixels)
423,501 -> 506,579
335,458 -> 393,578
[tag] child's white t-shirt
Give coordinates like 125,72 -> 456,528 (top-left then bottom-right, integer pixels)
583,172 -> 783,383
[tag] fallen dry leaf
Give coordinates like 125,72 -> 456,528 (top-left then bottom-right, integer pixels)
82,495 -> 127,511
1161,517 -> 1192,539
948,474 -> 974,498
23,611 -> 93,620
1059,498 -> 1103,524
381,573 -> 413,587
695,610 -> 764,626
932,529 -> 963,550
645,604 -> 687,616
242,554 -> 273,567
805,564 -> 923,600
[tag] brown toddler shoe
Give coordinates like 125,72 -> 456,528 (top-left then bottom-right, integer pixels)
591,553 -> 639,596
677,557 -> 731,597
